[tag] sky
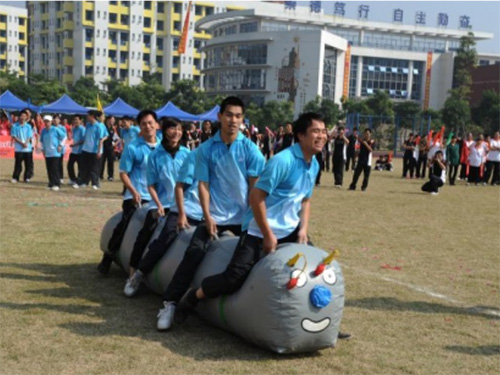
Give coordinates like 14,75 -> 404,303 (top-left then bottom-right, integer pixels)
1,0 -> 499,53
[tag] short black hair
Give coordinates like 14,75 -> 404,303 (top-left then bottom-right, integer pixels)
338,126 -> 344,131
19,109 -> 29,116
137,109 -> 158,124
364,128 -> 372,134
160,117 -> 182,133
105,115 -> 115,123
72,114 -> 83,121
220,96 -> 245,114
435,150 -> 443,156
52,113 -> 61,120
87,110 -> 102,118
293,112 -> 324,142
353,127 -> 358,131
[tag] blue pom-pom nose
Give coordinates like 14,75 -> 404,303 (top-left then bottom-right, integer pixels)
310,285 -> 332,308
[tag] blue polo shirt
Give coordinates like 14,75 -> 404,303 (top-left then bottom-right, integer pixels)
119,137 -> 158,201
243,143 -> 319,239
82,121 -> 107,153
170,150 -> 203,221
121,125 -> 140,147
195,131 -> 265,226
147,144 -> 190,209
12,123 -> 33,152
40,126 -> 65,158
71,125 -> 86,155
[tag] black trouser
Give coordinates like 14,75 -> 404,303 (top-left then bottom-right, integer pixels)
128,209 -> 160,269
138,213 -> 202,275
67,153 -> 81,183
448,164 -> 459,185
80,151 -> 100,186
325,152 -> 331,172
315,152 -> 323,185
45,157 -> 60,187
58,156 -> 64,180
332,157 -> 344,186
12,152 -> 33,181
421,175 -> 443,193
162,223 -> 242,302
100,147 -> 114,179
459,163 -> 468,180
416,157 -> 427,178
202,226 -> 307,298
468,166 -> 481,184
107,199 -> 148,255
486,161 -> 500,185
350,163 -> 371,190
345,151 -> 355,171
402,155 -> 416,178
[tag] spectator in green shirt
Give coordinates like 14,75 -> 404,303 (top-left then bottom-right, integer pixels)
446,135 -> 460,186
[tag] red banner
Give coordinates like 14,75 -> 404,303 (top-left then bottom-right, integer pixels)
343,45 -> 351,99
177,1 -> 192,55
0,136 -> 72,160
423,52 -> 432,110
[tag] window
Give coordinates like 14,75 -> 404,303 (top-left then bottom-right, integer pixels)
132,34 -> 135,41
85,28 -> 93,42
85,10 -> 93,21
85,66 -> 93,75
195,5 -> 203,15
96,29 -> 100,37
143,53 -> 150,66
110,1 -> 118,4
120,32 -> 128,45
19,32 -> 25,40
144,1 -> 152,10
172,37 -> 180,50
143,34 -> 151,47
109,31 -> 117,44
97,11 -> 100,18
85,47 -> 93,60
109,50 -> 117,61
157,2 -> 165,13
144,17 -> 151,28
121,15 -> 129,25
174,21 -> 181,31
109,13 -> 117,23
121,1 -> 129,7
174,3 -> 182,13
0,15 -> 6,23
157,20 -> 164,30
240,22 -> 258,33
156,56 -> 163,67
120,51 -> 127,63
19,18 -> 25,26
173,56 -> 179,67
157,37 -> 163,50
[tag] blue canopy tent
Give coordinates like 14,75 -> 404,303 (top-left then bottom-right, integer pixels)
103,98 -> 140,117
0,90 -> 40,112
40,94 -> 89,115
155,102 -> 199,122
196,105 -> 220,122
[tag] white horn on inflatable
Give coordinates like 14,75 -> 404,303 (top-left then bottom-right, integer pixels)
100,207 -> 345,354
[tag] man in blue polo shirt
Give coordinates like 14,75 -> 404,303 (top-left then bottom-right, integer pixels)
67,115 -> 86,185
156,96 -> 265,331
11,109 -> 34,183
120,116 -> 140,148
170,112 -> 326,325
40,115 -> 66,191
98,110 -> 158,275
123,117 -> 190,295
76,110 -> 107,190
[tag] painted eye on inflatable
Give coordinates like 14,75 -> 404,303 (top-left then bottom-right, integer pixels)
322,267 -> 337,285
288,269 -> 307,289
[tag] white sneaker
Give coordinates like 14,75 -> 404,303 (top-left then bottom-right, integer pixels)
25,179 -> 31,183
430,192 -> 438,195
79,184 -> 86,188
72,184 -> 79,189
124,271 -> 143,297
68,180 -> 76,185
157,301 -> 176,331
52,186 -> 60,191
11,179 -> 18,184
92,185 -> 99,190
60,179 -> 64,184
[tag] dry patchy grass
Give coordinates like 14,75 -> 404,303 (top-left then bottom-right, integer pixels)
0,158 -> 499,375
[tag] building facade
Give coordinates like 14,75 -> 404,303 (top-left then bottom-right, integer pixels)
0,6 -> 28,78
27,1 -> 243,89
196,2 -> 493,114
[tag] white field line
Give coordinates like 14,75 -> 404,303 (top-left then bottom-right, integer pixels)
341,263 -> 500,318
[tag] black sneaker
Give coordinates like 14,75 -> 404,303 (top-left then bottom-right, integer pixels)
97,254 -> 113,275
348,186 -> 355,191
338,331 -> 352,340
173,288 -> 199,325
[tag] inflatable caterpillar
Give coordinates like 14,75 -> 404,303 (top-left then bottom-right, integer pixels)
100,206 -> 345,354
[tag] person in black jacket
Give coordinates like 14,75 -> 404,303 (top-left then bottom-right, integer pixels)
100,115 -> 117,181
345,127 -> 358,171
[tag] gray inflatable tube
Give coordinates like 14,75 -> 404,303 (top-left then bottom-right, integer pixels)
100,207 -> 345,354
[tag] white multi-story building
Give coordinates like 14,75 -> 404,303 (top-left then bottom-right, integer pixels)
27,1 -> 244,89
196,2 -> 494,114
0,5 -> 28,78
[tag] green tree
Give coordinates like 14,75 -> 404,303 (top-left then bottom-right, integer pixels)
0,71 -> 31,101
245,102 -> 263,127
303,96 -> 342,126
260,100 -> 294,129
165,79 -> 217,114
472,90 -> 500,135
441,91 -> 471,133
394,101 -> 421,129
28,74 -> 67,105
69,77 -> 101,107
453,32 -> 477,100
364,91 -> 394,118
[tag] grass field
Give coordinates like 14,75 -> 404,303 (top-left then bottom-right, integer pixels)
0,158 -> 499,375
